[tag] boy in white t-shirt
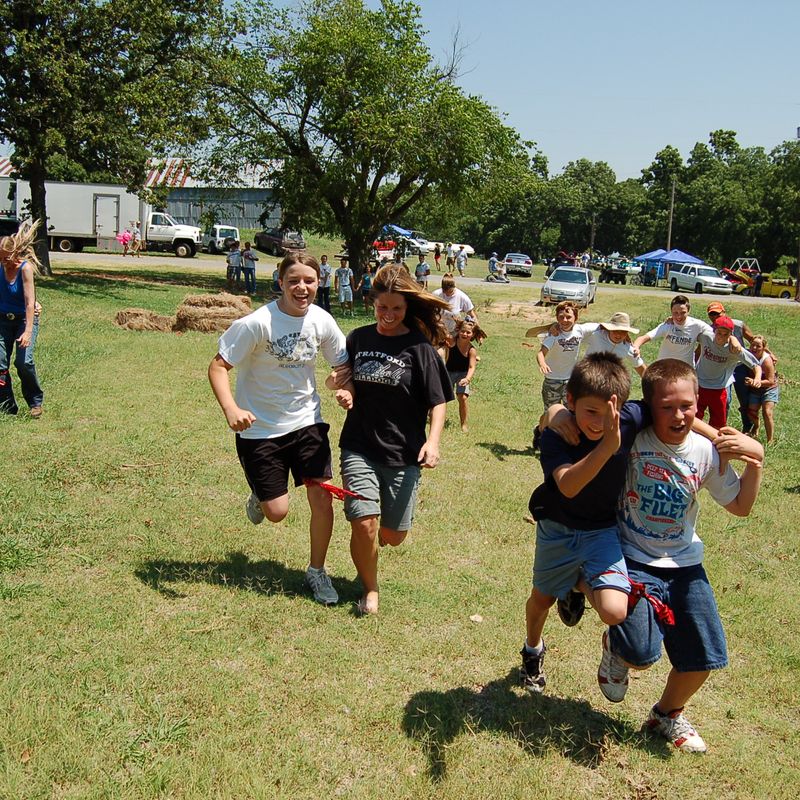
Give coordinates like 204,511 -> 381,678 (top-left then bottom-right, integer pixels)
633,295 -> 711,364
597,358 -> 763,753
208,253 -> 350,606
334,258 -> 354,316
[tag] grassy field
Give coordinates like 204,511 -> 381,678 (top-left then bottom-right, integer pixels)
1,261 -> 799,800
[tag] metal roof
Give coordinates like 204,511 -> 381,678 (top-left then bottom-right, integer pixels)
0,158 -> 15,178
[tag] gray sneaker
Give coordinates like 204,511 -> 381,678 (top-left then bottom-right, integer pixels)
305,567 -> 339,605
245,492 -> 265,525
597,630 -> 629,702
644,705 -> 707,753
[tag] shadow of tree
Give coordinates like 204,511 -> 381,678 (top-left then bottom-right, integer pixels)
43,272 -> 181,303
134,550 -> 361,602
784,485 -> 800,495
402,669 -> 666,780
476,441 -> 534,461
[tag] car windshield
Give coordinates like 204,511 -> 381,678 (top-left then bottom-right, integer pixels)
506,253 -> 528,260
698,267 -> 722,278
551,268 -> 587,284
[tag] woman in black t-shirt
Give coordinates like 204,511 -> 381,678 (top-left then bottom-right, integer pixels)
332,266 -> 453,615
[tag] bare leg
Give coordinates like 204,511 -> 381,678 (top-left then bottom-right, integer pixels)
525,586 -> 556,649
261,493 -> 289,523
576,577 -> 628,626
457,394 -> 469,431
350,516 -> 380,613
656,669 -> 710,713
762,402 -> 775,443
305,481 -> 334,569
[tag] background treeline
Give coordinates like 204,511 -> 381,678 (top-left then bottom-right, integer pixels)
399,130 -> 800,272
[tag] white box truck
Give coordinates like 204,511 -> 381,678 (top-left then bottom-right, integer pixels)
11,179 -> 202,257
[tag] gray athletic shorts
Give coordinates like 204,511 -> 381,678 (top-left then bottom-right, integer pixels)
541,377 -> 568,410
341,450 -> 421,531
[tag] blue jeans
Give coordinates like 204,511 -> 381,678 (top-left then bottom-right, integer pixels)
242,268 -> 256,294
0,315 -> 44,413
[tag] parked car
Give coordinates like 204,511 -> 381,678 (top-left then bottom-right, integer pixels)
668,264 -> 732,295
541,267 -> 597,307
0,215 -> 19,236
202,224 -> 240,254
733,272 -> 795,299
503,252 -> 533,276
254,227 -> 306,255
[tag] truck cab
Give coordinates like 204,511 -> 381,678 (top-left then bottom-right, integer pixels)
145,211 -> 201,258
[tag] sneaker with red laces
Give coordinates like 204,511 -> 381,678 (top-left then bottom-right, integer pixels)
597,630 -> 629,702
644,705 -> 707,753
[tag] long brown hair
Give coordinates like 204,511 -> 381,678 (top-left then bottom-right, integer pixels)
0,220 -> 42,274
370,265 -> 450,345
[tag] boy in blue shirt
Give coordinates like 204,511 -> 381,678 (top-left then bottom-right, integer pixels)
521,353 -> 642,692
596,358 -> 763,753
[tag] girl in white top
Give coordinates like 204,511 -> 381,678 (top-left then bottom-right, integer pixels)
208,252 -> 349,605
633,295 -> 711,364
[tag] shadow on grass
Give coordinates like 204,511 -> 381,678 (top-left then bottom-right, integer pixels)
44,270 -> 229,301
134,550 -> 361,602
785,485 -> 800,494
403,668 -> 667,779
476,441 -> 534,461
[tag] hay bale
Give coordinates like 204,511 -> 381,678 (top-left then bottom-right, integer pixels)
114,308 -> 176,333
182,293 -> 251,312
173,304 -> 247,334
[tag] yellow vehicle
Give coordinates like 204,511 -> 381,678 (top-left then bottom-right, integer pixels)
732,271 -> 795,299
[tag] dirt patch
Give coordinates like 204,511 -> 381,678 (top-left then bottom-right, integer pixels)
115,293 -> 251,334
481,301 -> 552,323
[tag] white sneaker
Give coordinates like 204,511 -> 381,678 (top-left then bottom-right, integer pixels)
644,706 -> 707,753
245,492 -> 265,525
597,630 -> 629,702
305,567 -> 339,605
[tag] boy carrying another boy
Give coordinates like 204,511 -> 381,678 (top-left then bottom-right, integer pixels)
597,358 -> 763,753
521,353 -> 635,693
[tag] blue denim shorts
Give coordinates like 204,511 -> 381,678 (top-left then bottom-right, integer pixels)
448,370 -> 471,396
532,518 -> 629,600
341,450 -> 420,532
608,560 -> 728,673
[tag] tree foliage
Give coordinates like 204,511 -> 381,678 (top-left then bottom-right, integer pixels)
0,0 -> 219,273
205,0 -> 524,272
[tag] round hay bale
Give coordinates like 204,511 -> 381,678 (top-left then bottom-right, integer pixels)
114,308 -> 175,333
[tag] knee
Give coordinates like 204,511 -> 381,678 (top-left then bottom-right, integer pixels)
262,498 -> 289,523
379,528 -> 407,547
596,590 -> 630,626
598,606 -> 629,627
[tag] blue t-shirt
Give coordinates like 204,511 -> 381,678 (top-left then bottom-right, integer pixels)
0,260 -> 27,314
529,400 -> 649,530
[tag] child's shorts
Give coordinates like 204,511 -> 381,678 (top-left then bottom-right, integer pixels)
448,370 -> 471,396
541,378 -> 568,410
341,449 -> 420,532
236,423 -> 332,502
749,386 -> 780,406
339,287 -> 353,303
532,518 -> 629,600
608,560 -> 728,673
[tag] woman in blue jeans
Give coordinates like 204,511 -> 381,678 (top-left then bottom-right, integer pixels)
0,222 -> 44,417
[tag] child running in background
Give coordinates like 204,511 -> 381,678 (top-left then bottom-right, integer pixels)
597,359 -> 763,753
446,319 -> 479,432
633,295 -> 711,364
584,312 -> 646,377
524,301 -> 598,450
746,335 -> 778,443
335,257 -> 355,316
356,264 -> 374,314
694,315 -> 760,428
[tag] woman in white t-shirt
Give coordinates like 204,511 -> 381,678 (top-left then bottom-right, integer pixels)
209,252 -> 350,606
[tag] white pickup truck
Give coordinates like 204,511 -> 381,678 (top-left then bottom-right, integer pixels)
10,179 -> 202,257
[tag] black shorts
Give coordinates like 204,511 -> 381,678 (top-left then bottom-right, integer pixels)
236,423 -> 332,502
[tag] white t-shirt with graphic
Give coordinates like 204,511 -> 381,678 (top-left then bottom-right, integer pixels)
584,328 -> 645,369
618,428 -> 740,568
541,322 -> 599,380
645,316 -> 712,364
217,302 -> 347,439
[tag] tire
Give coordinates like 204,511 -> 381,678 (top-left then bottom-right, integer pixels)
56,237 -> 75,253
740,287 -> 751,296
208,241 -> 218,254
694,283 -> 703,294
780,290 -> 791,299
670,278 -> 678,291
174,241 -> 194,258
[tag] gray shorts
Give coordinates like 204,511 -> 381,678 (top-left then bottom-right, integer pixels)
341,450 -> 420,532
448,370 -> 471,396
541,377 -> 568,410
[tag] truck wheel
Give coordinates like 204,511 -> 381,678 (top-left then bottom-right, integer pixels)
694,283 -> 703,294
56,237 -> 75,253
780,290 -> 791,299
208,241 -> 218,254
174,242 -> 194,258
670,278 -> 678,291
740,287 -> 751,296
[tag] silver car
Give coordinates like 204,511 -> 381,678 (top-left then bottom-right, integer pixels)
503,252 -> 533,276
540,267 -> 597,307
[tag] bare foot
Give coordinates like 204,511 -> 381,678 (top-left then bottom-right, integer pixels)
461,424 -> 469,432
357,591 -> 379,616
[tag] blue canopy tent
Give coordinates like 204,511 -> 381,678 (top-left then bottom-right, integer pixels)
633,248 -> 666,261
633,248 -> 668,279
633,248 -> 703,280
380,223 -> 413,239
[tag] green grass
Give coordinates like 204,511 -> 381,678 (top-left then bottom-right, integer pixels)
1,262 -> 799,799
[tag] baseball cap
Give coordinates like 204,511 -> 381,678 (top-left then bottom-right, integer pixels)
599,311 -> 639,334
713,315 -> 734,330
706,301 -> 725,314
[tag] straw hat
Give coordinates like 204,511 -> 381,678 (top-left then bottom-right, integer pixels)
599,312 -> 639,334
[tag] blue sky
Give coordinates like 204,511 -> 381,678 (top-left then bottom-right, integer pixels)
410,0 -> 800,179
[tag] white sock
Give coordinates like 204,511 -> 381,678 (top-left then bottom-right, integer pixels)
524,639 -> 543,655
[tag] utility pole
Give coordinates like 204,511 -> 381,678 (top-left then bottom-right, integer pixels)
666,175 -> 677,251
589,212 -> 597,253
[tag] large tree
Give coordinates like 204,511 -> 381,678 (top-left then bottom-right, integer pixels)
0,0 -> 219,274
207,0 -> 523,273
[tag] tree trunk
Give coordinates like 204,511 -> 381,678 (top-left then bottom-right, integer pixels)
27,166 -> 52,276
344,235 -> 373,284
